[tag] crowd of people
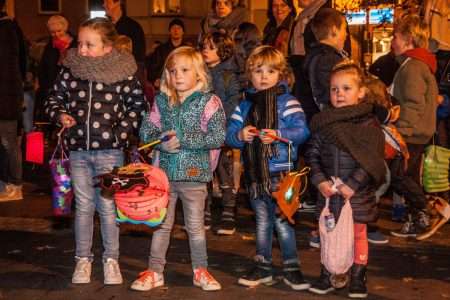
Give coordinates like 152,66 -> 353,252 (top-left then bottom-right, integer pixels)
0,0 -> 449,299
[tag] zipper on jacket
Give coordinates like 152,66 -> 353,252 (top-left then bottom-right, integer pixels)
86,81 -> 93,150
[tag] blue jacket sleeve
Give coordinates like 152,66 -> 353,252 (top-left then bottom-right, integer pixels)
225,101 -> 248,149
279,98 -> 310,145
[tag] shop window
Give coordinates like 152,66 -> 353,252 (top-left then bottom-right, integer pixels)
153,0 -> 181,15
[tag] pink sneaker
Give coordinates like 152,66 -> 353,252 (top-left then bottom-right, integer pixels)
130,270 -> 164,291
193,268 -> 221,291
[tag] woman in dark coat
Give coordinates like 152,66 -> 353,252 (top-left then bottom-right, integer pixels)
263,0 -> 296,56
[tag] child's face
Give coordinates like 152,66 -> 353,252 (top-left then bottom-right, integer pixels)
250,64 -> 280,91
391,32 -> 412,56
78,27 -> 112,58
168,56 -> 199,96
330,71 -> 365,108
201,40 -> 221,67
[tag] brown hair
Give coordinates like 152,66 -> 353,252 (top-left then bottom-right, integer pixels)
79,17 -> 118,46
201,31 -> 235,62
211,0 -> 241,10
311,8 -> 345,41
364,76 -> 392,108
114,35 -> 132,53
394,14 -> 429,49
246,45 -> 294,87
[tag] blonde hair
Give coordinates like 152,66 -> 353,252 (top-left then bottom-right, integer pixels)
160,46 -> 210,106
47,15 -> 69,32
394,14 -> 429,49
246,45 -> 294,87
114,35 -> 132,53
331,60 -> 365,87
364,76 -> 392,108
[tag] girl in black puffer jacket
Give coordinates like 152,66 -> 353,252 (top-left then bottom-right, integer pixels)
44,17 -> 146,286
305,62 -> 385,299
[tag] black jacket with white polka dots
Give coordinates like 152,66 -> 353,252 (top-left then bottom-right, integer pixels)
45,67 -> 147,151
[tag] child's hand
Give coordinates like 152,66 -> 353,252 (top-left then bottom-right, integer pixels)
160,130 -> 180,153
337,183 -> 355,201
238,125 -> 257,143
59,113 -> 76,128
318,181 -> 336,198
260,129 -> 278,144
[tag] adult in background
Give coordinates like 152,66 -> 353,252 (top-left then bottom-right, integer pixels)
389,15 -> 438,238
263,0 -> 296,56
146,18 -> 188,90
104,0 -> 146,82
37,15 -> 77,121
0,0 -> 24,201
200,0 -> 248,42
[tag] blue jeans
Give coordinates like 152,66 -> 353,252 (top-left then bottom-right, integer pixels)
70,149 -> 124,261
249,178 -> 299,265
148,182 -> 208,273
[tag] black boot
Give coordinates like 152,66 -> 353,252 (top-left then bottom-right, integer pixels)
282,263 -> 310,290
308,265 -> 334,295
348,264 -> 368,298
216,189 -> 237,235
238,260 -> 273,287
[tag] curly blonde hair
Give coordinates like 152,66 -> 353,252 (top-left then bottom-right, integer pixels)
160,46 -> 210,106
246,45 -> 293,87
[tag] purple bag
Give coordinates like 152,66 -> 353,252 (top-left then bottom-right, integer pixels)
49,132 -> 73,216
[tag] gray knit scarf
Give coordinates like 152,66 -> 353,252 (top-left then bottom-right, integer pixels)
63,48 -> 137,84
202,6 -> 248,35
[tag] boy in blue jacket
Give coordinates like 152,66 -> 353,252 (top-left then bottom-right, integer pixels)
226,45 -> 310,290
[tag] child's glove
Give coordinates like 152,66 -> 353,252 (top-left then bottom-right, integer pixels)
160,130 -> 180,153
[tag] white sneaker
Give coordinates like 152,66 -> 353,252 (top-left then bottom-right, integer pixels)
130,270 -> 164,291
103,258 -> 123,285
193,267 -> 221,291
72,258 -> 92,284
0,184 -> 23,201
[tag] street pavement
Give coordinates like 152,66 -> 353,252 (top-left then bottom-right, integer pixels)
0,182 -> 449,300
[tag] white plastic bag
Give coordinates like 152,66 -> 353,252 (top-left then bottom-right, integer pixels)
319,196 -> 354,275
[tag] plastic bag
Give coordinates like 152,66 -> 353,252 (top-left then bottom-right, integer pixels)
422,145 -> 450,193
319,196 -> 354,276
49,132 -> 73,216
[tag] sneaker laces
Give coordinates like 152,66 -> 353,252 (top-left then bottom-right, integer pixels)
74,259 -> 90,275
195,268 -> 216,283
136,270 -> 158,284
104,259 -> 120,275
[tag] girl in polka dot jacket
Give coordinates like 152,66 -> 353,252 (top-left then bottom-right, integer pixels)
133,46 -> 225,292
44,18 -> 146,286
